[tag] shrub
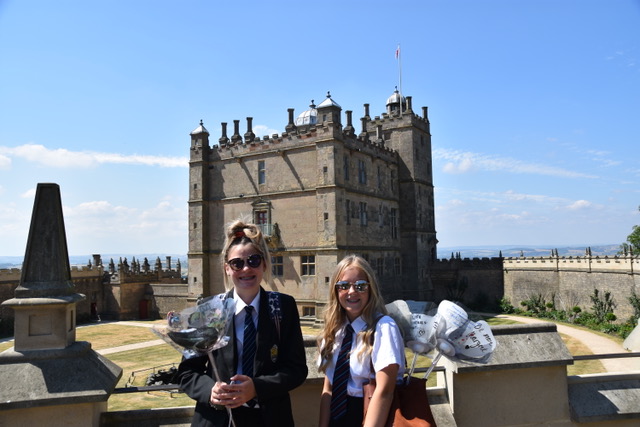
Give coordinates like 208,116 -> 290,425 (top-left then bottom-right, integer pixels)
590,289 -> 616,323
629,289 -> 640,326
499,298 -> 515,314
521,293 -> 547,314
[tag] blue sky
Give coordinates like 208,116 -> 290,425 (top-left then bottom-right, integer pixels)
0,0 -> 639,257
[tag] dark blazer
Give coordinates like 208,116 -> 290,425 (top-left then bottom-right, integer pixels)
177,288 -> 308,427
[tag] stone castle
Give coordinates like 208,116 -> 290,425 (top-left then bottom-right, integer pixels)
1,90 -> 638,333
188,90 -> 437,319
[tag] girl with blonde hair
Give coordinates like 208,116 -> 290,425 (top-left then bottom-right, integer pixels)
318,255 -> 405,427
178,218 -> 308,427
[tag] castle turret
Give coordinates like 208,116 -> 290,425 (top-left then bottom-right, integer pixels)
316,91 -> 342,127
190,120 -> 209,151
386,87 -> 406,115
295,100 -> 317,129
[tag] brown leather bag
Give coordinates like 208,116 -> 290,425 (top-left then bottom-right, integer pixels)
362,376 -> 436,427
363,316 -> 437,427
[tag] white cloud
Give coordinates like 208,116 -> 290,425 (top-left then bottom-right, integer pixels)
63,199 -> 187,254
253,124 -> 280,138
434,148 -> 597,178
566,200 -> 593,210
0,154 -> 11,170
20,188 -> 36,199
0,144 -> 188,169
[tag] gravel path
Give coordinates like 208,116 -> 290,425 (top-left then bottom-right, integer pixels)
496,314 -> 640,373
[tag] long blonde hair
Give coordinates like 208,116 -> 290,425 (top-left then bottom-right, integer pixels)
318,254 -> 387,372
221,218 -> 272,290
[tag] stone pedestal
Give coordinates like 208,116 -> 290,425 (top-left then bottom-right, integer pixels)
0,183 -> 122,426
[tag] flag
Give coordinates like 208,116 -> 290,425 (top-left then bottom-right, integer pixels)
395,44 -> 400,59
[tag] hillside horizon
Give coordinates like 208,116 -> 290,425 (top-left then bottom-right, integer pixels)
0,244 -> 624,269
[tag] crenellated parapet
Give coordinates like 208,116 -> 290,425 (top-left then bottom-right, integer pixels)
106,255 -> 185,285
211,115 -> 397,163
504,253 -> 639,274
433,256 -> 504,270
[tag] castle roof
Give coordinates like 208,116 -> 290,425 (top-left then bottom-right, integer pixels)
295,100 -> 317,126
386,88 -> 405,106
317,91 -> 341,109
190,120 -> 209,135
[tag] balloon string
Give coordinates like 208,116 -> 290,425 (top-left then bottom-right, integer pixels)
423,351 -> 442,380
208,351 -> 236,427
407,351 -> 419,381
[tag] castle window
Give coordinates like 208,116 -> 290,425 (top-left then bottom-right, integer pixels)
390,170 -> 396,191
378,205 -> 384,227
301,255 -> 315,276
343,156 -> 350,181
358,160 -> 367,184
377,166 -> 382,190
377,257 -> 384,277
271,255 -> 283,277
359,202 -> 368,226
303,306 -> 316,317
394,257 -> 401,275
345,199 -> 351,225
390,209 -> 398,239
258,160 -> 266,184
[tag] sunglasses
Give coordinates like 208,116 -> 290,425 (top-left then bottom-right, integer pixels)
335,280 -> 370,292
226,254 -> 263,271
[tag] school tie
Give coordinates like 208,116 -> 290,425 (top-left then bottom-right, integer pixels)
242,306 -> 256,378
330,323 -> 354,421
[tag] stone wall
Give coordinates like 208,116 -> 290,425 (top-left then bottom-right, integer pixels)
504,255 -> 640,320
431,257 -> 504,311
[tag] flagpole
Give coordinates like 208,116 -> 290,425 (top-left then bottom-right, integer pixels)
396,43 -> 403,113
397,43 -> 402,97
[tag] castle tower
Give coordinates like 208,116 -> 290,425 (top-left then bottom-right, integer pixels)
188,121 -> 211,299
187,90 -> 438,314
0,183 -> 121,426
363,89 -> 437,299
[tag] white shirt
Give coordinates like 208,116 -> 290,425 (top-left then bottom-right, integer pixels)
322,315 -> 405,397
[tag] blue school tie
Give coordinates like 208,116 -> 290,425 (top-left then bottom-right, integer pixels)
242,306 -> 256,378
330,324 -> 354,421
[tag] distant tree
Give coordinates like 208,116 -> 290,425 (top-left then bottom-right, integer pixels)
619,206 -> 640,255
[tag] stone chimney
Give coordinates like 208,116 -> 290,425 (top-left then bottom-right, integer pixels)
285,108 -> 297,133
343,110 -> 355,137
244,117 -> 255,142
231,119 -> 242,144
219,122 -> 230,145
0,183 -> 122,426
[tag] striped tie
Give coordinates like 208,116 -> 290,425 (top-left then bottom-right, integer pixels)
330,324 -> 354,421
242,306 -> 256,378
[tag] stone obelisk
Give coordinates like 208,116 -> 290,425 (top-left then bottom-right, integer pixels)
0,183 -> 122,426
